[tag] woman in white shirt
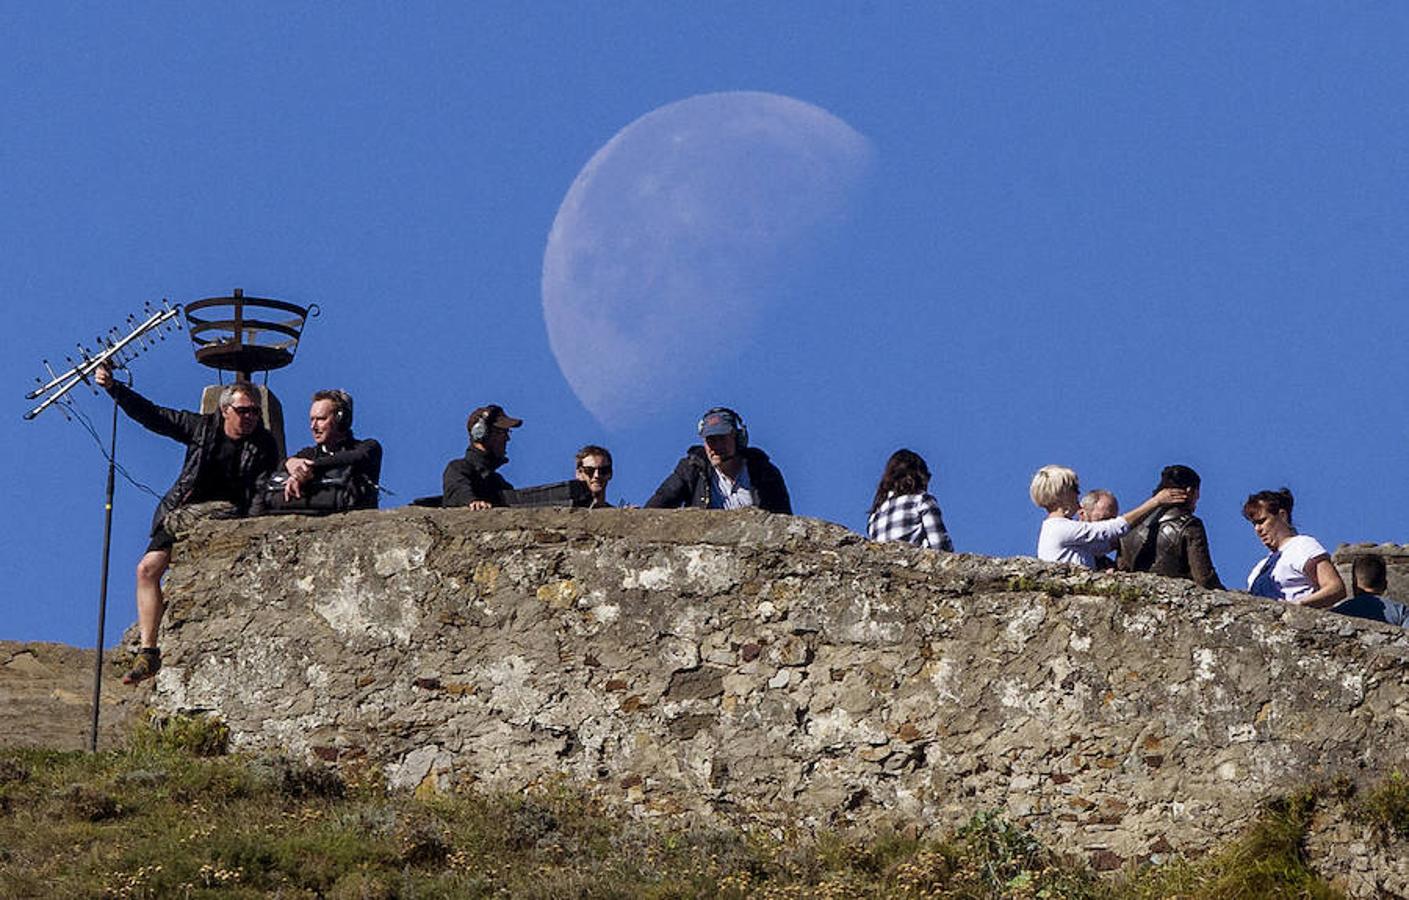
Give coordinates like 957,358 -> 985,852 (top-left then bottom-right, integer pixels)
1030,465 -> 1186,569
1243,488 -> 1346,607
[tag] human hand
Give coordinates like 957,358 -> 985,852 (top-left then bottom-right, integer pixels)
282,458 -> 313,501
468,499 -> 492,510
1153,487 -> 1189,507
94,363 -> 113,389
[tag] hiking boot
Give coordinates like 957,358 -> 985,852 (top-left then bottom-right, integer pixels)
122,648 -> 161,685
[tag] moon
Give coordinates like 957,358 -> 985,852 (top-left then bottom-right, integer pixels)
542,91 -> 872,429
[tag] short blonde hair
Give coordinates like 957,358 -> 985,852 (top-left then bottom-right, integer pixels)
1030,465 -> 1079,510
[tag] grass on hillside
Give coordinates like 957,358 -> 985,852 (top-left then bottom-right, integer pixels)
0,713 -> 1365,899
1352,770 -> 1409,843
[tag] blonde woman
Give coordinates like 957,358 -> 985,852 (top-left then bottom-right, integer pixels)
1030,465 -> 1186,569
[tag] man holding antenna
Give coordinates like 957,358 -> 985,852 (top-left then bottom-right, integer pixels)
94,363 -> 279,684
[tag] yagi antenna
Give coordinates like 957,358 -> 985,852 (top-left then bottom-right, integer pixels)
23,299 -> 183,420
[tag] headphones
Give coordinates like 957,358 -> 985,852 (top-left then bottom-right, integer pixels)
332,391 -> 353,429
469,407 -> 495,443
315,389 -> 353,430
698,406 -> 748,449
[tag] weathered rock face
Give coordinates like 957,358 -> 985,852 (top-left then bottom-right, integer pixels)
149,509 -> 1409,892
0,643 -> 141,751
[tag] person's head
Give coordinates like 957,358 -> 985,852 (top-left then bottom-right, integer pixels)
1352,554 -> 1388,595
1030,465 -> 1079,513
1078,489 -> 1119,522
309,389 -> 353,447
1158,464 -> 1202,511
467,404 -> 522,460
698,407 -> 746,471
1242,488 -> 1296,550
575,444 -> 613,502
871,449 -> 931,513
218,382 -> 262,440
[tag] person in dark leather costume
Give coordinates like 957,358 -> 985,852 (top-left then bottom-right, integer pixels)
1117,464 -> 1224,589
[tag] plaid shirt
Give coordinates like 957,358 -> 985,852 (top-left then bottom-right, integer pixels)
867,492 -> 954,551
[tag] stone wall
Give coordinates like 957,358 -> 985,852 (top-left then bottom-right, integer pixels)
147,508 -> 1409,894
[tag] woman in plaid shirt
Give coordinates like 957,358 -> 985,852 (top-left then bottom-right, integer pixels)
867,449 -> 954,551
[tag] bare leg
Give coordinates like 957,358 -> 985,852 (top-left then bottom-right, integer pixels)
135,549 -> 170,648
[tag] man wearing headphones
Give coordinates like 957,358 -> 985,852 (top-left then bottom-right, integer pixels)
443,404 -> 522,509
268,389 -> 383,510
645,407 -> 792,513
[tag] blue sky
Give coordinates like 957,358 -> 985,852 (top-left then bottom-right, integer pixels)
4,4 -> 1406,647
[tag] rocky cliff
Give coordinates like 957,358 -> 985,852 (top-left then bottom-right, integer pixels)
142,508 -> 1409,891
0,642 -> 139,751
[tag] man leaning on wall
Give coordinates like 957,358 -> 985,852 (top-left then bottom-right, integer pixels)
443,404 -> 521,509
95,363 -> 279,684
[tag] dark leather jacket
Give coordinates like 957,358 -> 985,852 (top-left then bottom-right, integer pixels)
108,381 -> 279,534
1117,506 -> 1223,590
252,435 -> 384,514
645,446 -> 792,514
295,436 -> 383,505
442,446 -> 513,507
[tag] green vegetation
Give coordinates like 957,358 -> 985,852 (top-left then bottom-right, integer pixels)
1353,770 -> 1409,842
1004,574 -> 1072,598
1118,790 -> 1341,900
0,714 -> 1366,899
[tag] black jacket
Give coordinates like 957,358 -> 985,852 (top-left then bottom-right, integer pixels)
108,381 -> 280,534
1117,507 -> 1224,590
295,436 -> 383,505
442,446 -> 513,507
645,446 -> 792,514
252,435 -> 384,514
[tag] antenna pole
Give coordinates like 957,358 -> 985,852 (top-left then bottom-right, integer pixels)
88,392 -> 119,752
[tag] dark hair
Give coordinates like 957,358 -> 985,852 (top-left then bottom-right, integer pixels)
1158,464 -> 1200,491
575,444 -> 613,468
1352,554 -> 1388,594
312,389 -> 354,430
870,449 -> 931,513
1243,487 -> 1294,524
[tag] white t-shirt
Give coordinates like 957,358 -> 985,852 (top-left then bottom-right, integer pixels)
1037,516 -> 1129,569
708,464 -> 755,510
1246,534 -> 1329,602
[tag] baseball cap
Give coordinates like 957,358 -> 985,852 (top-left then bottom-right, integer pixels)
468,404 -> 523,434
698,408 -> 740,437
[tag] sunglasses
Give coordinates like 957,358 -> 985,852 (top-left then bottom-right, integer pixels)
229,405 -> 262,418
579,465 -> 612,477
